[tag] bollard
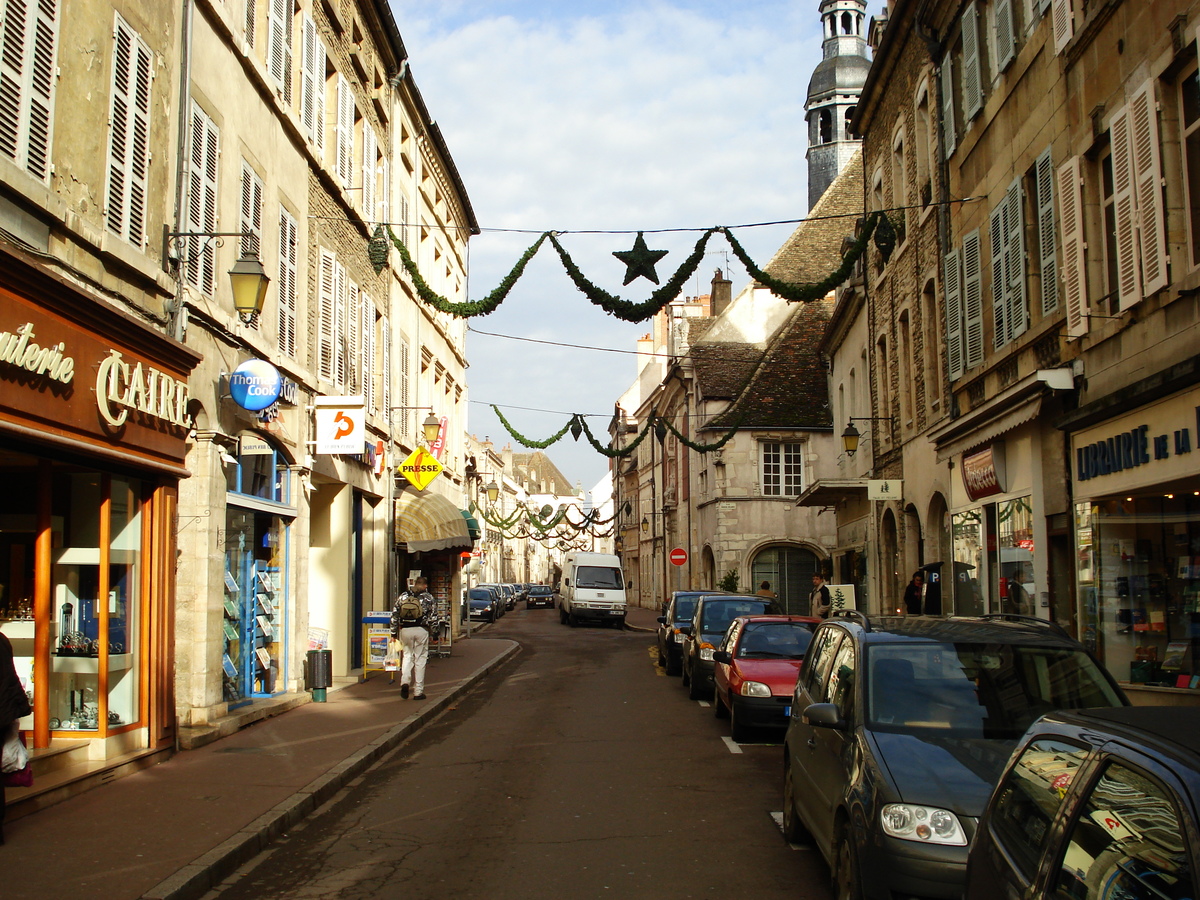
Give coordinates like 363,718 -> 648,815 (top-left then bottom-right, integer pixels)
307,648 -> 332,702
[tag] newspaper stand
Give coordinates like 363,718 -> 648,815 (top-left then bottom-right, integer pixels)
428,596 -> 453,658
361,610 -> 394,680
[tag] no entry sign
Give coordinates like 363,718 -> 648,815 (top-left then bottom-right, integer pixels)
669,548 -> 688,566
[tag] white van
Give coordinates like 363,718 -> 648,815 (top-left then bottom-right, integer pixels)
559,552 -> 627,627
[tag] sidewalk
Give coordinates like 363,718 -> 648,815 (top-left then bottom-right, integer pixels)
2,634 -> 519,900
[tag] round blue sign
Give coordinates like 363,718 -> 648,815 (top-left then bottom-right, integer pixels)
229,359 -> 282,412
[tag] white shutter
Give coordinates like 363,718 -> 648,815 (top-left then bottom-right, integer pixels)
990,202 -> 1008,349
334,260 -> 346,387
944,247 -> 964,381
362,126 -> 376,222
1129,80 -> 1168,298
345,280 -> 359,392
185,104 -> 219,294
267,0 -> 292,102
239,161 -> 263,258
940,58 -> 956,159
963,229 -> 985,369
318,249 -> 336,381
277,207 -> 297,357
336,73 -> 353,188
1036,147 -> 1058,315
398,336 -> 410,437
1051,0 -> 1074,55
1005,178 -> 1028,342
962,3 -> 983,122
0,0 -> 58,182
399,193 -> 411,248
1057,156 -> 1087,338
361,292 -> 376,415
245,0 -> 255,47
379,156 -> 390,228
106,17 -> 153,247
300,16 -> 326,148
382,317 -> 393,419
1110,104 -> 1142,310
995,0 -> 1016,72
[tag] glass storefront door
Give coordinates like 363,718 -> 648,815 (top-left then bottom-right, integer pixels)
223,508 -> 286,705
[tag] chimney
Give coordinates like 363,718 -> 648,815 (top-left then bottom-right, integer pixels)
710,268 -> 732,316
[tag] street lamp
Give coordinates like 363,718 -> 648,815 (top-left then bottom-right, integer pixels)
486,479 -> 500,504
162,229 -> 270,334
422,412 -> 441,444
841,416 -> 896,456
227,251 -> 270,323
641,516 -> 649,533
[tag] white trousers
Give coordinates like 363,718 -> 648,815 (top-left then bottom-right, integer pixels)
399,626 -> 429,693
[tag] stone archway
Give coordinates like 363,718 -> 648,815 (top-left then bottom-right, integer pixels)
750,544 -> 822,616
701,545 -> 716,591
880,507 -> 900,614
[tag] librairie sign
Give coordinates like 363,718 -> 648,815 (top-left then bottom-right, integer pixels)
1071,388 -> 1199,491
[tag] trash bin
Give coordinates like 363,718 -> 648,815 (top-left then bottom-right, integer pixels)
307,648 -> 332,702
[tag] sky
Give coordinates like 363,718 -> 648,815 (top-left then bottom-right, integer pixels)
387,0 -> 833,492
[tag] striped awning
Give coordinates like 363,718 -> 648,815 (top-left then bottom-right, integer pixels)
394,488 -> 473,552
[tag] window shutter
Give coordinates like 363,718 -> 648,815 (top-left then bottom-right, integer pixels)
1036,147 -> 1058,315
334,260 -> 346,387
995,0 -> 1016,72
0,0 -> 59,181
990,202 -> 1008,350
379,156 -> 390,228
277,207 -> 297,357
362,126 -> 376,222
398,336 -> 410,437
1057,156 -> 1087,338
361,292 -> 376,415
25,0 -> 57,181
239,161 -> 263,258
940,59 -> 956,159
382,317 -> 393,418
1129,80 -> 1168,298
1051,0 -> 1074,54
318,249 -> 336,381
106,18 -> 153,247
962,3 -> 983,122
336,74 -> 353,188
185,104 -> 219,294
963,229 -> 985,369
300,16 -> 325,148
1005,177 -> 1028,342
944,247 -> 964,381
399,194 -> 411,248
267,0 -> 292,102
345,280 -> 359,393
1110,104 -> 1142,310
245,0 -> 255,47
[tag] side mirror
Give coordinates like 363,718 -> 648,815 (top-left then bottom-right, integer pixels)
677,624 -> 692,636
803,702 -> 846,730
713,650 -> 732,665
656,616 -> 667,624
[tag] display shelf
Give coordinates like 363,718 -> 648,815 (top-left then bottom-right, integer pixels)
52,653 -> 132,674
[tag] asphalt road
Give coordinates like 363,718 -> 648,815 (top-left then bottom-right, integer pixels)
201,607 -> 835,900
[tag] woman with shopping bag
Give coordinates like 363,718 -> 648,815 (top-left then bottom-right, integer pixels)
1,631 -> 32,844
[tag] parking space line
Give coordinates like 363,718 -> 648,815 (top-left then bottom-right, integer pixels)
721,736 -> 743,754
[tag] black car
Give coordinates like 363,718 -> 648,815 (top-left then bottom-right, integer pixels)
526,584 -> 556,609
966,706 -> 1200,900
464,588 -> 496,622
655,590 -> 729,676
681,594 -> 782,700
781,611 -> 1127,900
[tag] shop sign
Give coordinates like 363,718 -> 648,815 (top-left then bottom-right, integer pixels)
868,479 -> 902,500
315,405 -> 364,454
397,446 -> 443,490
228,360 -> 282,412
95,349 -> 191,430
1072,388 -> 1199,490
239,434 -> 274,456
962,445 -> 1007,501
0,322 -> 74,385
430,416 -> 448,459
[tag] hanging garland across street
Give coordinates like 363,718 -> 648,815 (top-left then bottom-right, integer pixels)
492,405 -> 744,457
381,213 -> 895,323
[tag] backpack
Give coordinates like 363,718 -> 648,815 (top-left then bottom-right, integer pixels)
395,594 -> 424,627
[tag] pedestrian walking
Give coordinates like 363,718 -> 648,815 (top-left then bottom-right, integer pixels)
903,571 -> 925,615
1,632 -> 32,844
756,580 -> 777,599
809,573 -> 831,619
391,576 -> 436,700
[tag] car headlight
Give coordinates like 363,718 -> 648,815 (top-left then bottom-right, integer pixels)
880,804 -> 967,845
699,645 -> 715,661
673,631 -> 685,643
739,681 -> 771,698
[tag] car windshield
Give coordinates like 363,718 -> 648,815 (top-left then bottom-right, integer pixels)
469,590 -> 491,602
736,622 -> 813,660
530,586 -> 552,595
699,599 -> 778,635
866,642 -> 1124,738
576,566 -> 623,589
673,598 -> 697,621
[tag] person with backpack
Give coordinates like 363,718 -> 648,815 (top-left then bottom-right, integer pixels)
391,576 -> 436,700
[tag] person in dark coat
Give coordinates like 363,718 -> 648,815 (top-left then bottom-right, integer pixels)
1,632 -> 32,844
903,572 -> 925,615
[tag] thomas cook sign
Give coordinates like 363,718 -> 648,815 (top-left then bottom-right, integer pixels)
397,447 -> 443,490
228,359 -> 282,412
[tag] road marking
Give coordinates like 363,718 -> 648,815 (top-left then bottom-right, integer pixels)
769,812 -> 809,850
697,700 -> 710,707
647,646 -> 666,676
721,735 -> 742,754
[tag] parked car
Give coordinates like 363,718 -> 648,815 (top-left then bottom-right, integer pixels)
781,611 -> 1127,900
526,584 -> 556,609
464,588 -> 496,623
500,584 -> 517,611
655,590 -> 729,676
681,595 -> 782,700
712,615 -> 821,742
966,705 -> 1200,900
477,584 -> 506,618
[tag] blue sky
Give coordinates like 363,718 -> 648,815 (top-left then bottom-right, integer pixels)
387,1 -> 835,491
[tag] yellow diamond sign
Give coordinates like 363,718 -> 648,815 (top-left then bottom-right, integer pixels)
397,447 -> 443,491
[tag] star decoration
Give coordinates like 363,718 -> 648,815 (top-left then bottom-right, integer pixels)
613,232 -> 669,285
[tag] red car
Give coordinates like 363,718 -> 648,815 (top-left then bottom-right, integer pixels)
712,615 -> 821,742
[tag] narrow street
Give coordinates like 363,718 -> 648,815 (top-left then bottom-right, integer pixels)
201,608 -> 834,900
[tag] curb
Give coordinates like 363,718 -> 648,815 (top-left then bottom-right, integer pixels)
140,641 -> 522,900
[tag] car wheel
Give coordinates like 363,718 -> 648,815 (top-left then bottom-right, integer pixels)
568,612 -> 578,628
680,657 -> 691,687
664,648 -> 681,676
834,826 -> 864,900
559,607 -> 568,625
687,666 -> 706,701
781,757 -> 812,844
713,690 -> 729,719
729,700 -> 750,743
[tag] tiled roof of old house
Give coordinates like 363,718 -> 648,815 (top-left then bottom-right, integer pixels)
692,343 -> 764,400
511,451 -> 577,496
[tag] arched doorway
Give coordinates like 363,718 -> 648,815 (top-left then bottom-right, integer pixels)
880,508 -> 899,614
750,545 -> 822,615
701,546 -> 716,591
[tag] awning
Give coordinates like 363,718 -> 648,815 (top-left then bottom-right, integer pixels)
928,374 -> 1045,461
795,478 -> 868,507
461,509 -> 480,541
394,488 -> 474,552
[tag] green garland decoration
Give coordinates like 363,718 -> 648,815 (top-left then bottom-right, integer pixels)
387,225 -> 549,317
491,405 -> 578,449
578,414 -> 657,458
547,229 -> 719,322
656,414 -> 744,452
720,212 -> 887,304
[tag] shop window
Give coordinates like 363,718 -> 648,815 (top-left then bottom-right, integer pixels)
998,496 -> 1035,615
223,508 -> 287,703
1179,62 -> 1200,270
227,441 -> 291,504
952,509 -> 985,615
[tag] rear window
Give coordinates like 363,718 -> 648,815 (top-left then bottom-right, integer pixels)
673,598 -> 697,622
865,642 -> 1124,738
698,599 -> 781,635
736,622 -> 814,659
576,566 -> 623,589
